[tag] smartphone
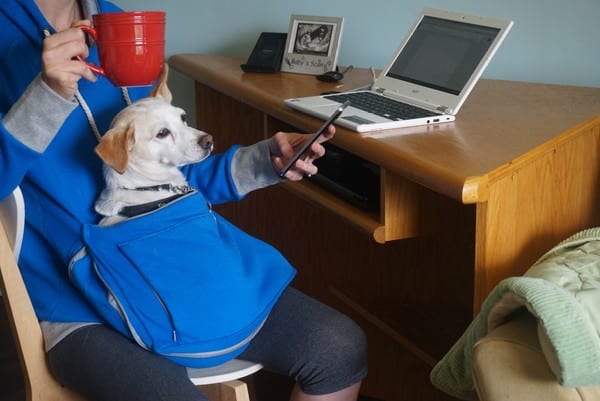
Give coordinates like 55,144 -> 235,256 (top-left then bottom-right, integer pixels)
279,100 -> 350,178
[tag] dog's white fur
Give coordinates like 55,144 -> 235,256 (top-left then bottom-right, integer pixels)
94,65 -> 213,226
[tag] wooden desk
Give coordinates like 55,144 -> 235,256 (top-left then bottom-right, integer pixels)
170,54 -> 600,401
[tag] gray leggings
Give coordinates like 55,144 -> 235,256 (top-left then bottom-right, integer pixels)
47,287 -> 368,401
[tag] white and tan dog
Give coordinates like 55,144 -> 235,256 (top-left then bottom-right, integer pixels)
94,66 -> 214,226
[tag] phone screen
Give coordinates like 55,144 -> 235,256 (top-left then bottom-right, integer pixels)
279,100 -> 350,178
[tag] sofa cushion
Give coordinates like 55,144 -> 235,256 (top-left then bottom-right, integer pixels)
472,313 -> 600,401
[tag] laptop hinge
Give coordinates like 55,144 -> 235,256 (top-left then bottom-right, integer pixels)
378,88 -> 450,114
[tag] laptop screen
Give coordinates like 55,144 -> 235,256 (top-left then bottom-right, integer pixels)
386,16 -> 500,95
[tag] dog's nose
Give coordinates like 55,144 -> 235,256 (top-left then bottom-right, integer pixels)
199,134 -> 214,151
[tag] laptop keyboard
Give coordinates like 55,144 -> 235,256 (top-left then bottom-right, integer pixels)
324,91 -> 439,120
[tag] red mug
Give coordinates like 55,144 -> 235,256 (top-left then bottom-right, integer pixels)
79,11 -> 166,87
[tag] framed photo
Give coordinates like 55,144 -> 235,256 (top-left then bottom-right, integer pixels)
281,14 -> 344,75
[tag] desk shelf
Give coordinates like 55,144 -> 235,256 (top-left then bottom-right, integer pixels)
267,115 -> 446,243
282,180 -> 382,239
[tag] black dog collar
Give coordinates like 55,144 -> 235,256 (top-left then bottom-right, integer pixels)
118,193 -> 189,218
117,182 -> 195,218
120,184 -> 193,194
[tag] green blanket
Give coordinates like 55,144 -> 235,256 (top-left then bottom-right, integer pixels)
430,228 -> 600,400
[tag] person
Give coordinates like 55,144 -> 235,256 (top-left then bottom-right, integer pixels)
0,1 -> 368,401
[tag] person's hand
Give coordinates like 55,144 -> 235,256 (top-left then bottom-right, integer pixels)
41,20 -> 97,100
268,125 -> 335,181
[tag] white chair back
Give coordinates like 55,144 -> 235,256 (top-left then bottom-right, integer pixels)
0,187 -> 25,259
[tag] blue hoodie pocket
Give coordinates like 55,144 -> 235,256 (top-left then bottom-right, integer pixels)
116,212 -> 260,349
72,192 -> 294,367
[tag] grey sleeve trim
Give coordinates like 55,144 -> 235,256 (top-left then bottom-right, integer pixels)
40,321 -> 100,351
3,75 -> 77,153
231,139 -> 283,196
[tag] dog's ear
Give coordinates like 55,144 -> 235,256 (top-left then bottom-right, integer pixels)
95,125 -> 135,174
150,63 -> 173,104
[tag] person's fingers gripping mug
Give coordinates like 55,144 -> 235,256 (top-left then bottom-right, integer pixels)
78,11 -> 166,87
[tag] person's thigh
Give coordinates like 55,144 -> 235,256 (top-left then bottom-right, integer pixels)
47,324 -> 207,401
239,287 -> 368,395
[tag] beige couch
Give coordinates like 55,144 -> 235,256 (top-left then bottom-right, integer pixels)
472,312 -> 600,401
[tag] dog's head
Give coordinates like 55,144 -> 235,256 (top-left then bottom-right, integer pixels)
95,64 -> 213,175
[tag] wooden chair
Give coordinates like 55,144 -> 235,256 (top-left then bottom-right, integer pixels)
0,187 -> 261,401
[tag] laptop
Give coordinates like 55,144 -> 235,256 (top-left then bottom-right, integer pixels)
284,8 -> 513,133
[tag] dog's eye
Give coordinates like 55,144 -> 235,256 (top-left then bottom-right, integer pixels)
156,128 -> 171,139
181,114 -> 187,124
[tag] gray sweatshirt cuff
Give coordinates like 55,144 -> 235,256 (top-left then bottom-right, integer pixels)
3,75 -> 77,152
231,139 -> 282,195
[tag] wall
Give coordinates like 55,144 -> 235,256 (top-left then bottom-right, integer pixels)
116,0 -> 600,124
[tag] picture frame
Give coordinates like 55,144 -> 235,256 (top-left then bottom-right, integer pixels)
281,14 -> 344,75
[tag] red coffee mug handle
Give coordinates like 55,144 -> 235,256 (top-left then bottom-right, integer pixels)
77,25 -> 105,76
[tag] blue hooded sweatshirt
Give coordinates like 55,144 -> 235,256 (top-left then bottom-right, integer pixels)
0,0 -> 294,366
